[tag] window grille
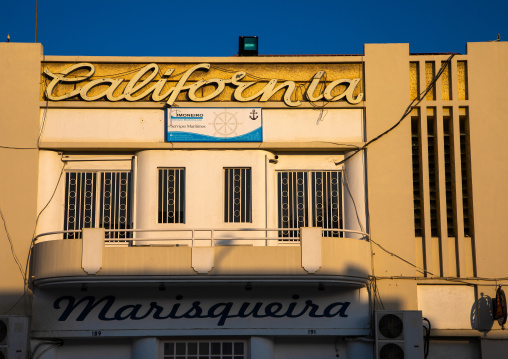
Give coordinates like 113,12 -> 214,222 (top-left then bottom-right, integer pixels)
64,171 -> 132,241
158,168 -> 185,224
224,168 -> 251,223
278,170 -> 343,240
278,171 -> 308,238
64,172 -> 96,239
100,172 -> 131,240
162,340 -> 246,359
311,171 -> 343,237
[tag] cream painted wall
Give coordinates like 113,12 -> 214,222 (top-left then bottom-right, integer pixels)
263,108 -> 364,143
467,42 -> 508,278
36,150 -> 65,240
0,43 -> 42,314
36,339 -> 131,359
344,151 -> 368,239
417,285 -> 476,329
35,149 -> 365,246
364,43 -> 417,310
135,150 -> 271,244
39,108 -> 363,146
40,108 -> 165,143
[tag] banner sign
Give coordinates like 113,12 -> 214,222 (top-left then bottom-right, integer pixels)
167,108 -> 262,142
32,286 -> 370,337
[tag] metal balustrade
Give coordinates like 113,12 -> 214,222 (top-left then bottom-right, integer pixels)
34,228 -> 369,246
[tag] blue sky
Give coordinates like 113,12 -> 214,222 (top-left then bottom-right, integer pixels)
1,0 -> 507,56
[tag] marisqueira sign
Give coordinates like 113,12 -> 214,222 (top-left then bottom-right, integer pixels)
32,287 -> 370,337
43,63 -> 364,107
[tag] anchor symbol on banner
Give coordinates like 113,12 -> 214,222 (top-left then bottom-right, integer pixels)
249,109 -> 258,121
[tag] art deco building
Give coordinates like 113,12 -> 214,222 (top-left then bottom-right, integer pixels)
0,40 -> 506,359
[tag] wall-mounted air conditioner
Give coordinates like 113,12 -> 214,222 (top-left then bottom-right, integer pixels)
0,316 -> 29,359
375,310 -> 424,359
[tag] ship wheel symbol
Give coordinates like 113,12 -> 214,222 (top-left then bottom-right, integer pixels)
212,111 -> 240,137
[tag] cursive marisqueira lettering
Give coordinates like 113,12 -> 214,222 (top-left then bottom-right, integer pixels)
54,295 -> 350,326
43,63 -> 363,107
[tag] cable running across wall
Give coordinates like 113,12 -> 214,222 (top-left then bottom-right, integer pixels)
334,54 -> 456,166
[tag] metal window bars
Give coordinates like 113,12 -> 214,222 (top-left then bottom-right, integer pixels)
64,171 -> 132,241
278,171 -> 308,239
64,172 -> 96,239
278,171 -> 343,241
158,168 -> 185,224
312,171 -> 343,238
224,168 -> 252,223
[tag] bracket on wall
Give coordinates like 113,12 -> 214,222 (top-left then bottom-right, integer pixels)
82,228 -> 104,275
191,247 -> 215,274
301,227 -> 322,273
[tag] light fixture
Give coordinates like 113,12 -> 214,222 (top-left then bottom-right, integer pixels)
238,36 -> 258,56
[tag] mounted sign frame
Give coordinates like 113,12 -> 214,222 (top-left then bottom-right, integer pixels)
166,108 -> 262,142
32,286 -> 370,337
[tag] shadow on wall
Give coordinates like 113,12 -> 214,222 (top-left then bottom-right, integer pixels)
470,292 -> 493,332
0,290 -> 30,315
211,243 -> 371,278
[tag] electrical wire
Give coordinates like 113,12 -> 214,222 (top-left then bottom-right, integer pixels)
23,159 -> 66,288
368,239 -> 508,286
422,317 -> 431,358
0,145 -> 38,150
373,276 -> 508,287
30,340 -> 63,359
0,79 -> 53,316
1,78 -> 48,150
370,276 -> 385,310
37,77 -> 50,148
370,237 -> 436,276
3,287 -> 28,314
1,159 -> 67,315
334,54 -> 455,166
343,169 -> 366,233
0,207 -> 26,283
315,141 -> 361,149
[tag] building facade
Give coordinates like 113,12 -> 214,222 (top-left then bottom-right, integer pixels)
0,41 -> 507,359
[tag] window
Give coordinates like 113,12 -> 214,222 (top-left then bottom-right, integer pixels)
158,168 -> 185,223
224,168 -> 252,223
278,171 -> 343,240
162,340 -> 247,359
64,171 -> 132,240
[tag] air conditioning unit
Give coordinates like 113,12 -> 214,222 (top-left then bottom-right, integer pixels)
375,310 -> 424,359
0,316 -> 29,359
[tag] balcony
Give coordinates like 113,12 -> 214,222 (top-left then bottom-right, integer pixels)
32,228 -> 372,287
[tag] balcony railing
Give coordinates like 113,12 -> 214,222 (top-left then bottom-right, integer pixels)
34,227 -> 370,246
32,227 -> 372,285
